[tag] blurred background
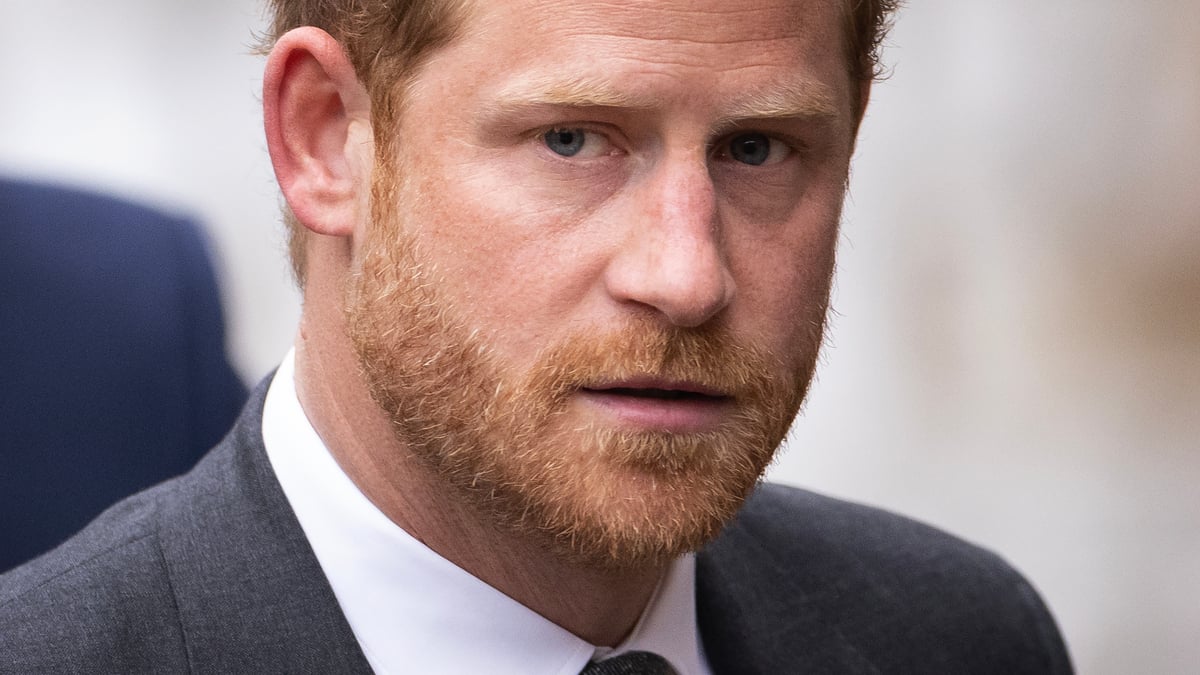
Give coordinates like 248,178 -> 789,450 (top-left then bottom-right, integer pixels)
1,1 -> 1196,671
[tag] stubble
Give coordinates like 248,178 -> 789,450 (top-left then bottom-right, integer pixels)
345,164 -> 826,570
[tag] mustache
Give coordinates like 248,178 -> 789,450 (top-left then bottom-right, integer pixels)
521,316 -> 787,404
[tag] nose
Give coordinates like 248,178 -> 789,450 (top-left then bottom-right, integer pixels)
603,157 -> 737,327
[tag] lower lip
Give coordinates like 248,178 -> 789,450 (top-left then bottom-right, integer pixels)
576,390 -> 732,433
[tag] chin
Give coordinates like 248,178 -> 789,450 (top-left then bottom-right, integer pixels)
472,423 -> 782,571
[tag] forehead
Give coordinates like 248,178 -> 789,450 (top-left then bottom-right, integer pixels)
476,0 -> 836,45
410,0 -> 853,121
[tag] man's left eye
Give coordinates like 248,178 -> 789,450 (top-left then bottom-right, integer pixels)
542,127 -> 612,158
722,132 -> 792,166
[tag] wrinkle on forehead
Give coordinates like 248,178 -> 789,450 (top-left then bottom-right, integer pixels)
505,2 -> 835,65
461,0 -> 845,70
464,0 -> 850,114
507,0 -> 814,42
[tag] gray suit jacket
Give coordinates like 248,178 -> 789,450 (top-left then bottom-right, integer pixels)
0,380 -> 1071,674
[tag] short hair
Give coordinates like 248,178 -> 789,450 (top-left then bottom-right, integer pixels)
261,0 -> 900,286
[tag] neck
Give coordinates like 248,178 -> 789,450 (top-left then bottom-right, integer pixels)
293,303 -> 664,646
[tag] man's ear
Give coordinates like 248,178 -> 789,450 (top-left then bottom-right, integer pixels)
264,27 -> 371,238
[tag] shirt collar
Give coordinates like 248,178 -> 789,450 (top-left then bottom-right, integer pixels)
262,349 -> 710,675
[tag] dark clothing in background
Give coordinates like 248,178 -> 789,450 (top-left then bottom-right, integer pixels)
0,177 -> 247,571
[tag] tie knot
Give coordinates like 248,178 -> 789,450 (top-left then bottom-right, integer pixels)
581,650 -> 676,675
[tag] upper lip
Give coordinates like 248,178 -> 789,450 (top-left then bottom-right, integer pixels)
581,377 -> 729,399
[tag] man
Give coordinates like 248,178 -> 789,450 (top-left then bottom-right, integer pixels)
0,0 -> 1072,673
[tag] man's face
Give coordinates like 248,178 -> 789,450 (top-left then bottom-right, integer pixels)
347,0 -> 858,568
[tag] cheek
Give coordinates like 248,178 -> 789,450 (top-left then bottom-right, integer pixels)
726,200 -> 840,351
398,158 -> 613,340
420,139 -> 624,234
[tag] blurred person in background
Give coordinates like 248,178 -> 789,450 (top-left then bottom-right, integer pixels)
0,177 -> 247,571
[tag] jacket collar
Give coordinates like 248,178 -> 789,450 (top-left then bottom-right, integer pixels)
155,378 -> 373,672
695,485 -> 885,674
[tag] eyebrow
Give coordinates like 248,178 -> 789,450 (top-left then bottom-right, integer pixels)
716,79 -> 841,126
485,73 -> 843,126
488,75 -> 661,115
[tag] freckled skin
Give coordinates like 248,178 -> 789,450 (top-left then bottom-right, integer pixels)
377,0 -> 857,373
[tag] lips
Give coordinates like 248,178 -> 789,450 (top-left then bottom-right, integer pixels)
577,379 -> 733,432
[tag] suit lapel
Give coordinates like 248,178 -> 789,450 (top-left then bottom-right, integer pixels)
155,380 -> 374,673
696,489 -> 884,675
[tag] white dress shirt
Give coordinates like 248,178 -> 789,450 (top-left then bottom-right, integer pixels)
262,350 -> 712,675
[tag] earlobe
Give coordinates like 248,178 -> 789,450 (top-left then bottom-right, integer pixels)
264,27 -> 372,238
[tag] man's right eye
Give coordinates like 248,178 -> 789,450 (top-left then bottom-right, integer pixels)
543,128 -> 588,156
541,127 -> 617,159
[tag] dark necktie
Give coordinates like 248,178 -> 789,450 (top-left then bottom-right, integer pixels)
580,650 -> 676,675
